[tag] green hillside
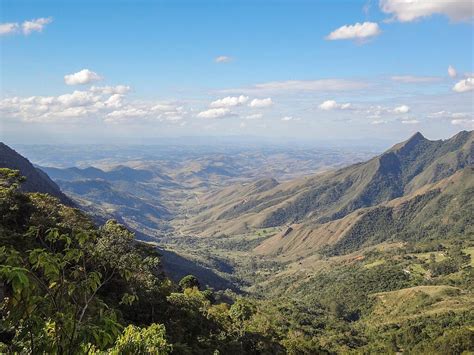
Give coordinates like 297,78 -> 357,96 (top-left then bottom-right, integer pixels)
182,131 -> 473,240
1,131 -> 473,354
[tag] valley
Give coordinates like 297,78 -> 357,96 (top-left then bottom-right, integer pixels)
1,131 -> 473,353
13,142 -> 379,289
2,0 -> 473,351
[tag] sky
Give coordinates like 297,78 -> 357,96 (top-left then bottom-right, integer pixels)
0,0 -> 473,144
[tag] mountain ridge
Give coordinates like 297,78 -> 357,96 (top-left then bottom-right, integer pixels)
0,142 -> 73,205
180,131 -> 473,241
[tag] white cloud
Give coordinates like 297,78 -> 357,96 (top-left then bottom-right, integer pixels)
453,77 -> 474,93
380,0 -> 473,22
210,95 -> 249,108
221,79 -> 369,94
427,111 -> 448,119
57,90 -> 99,107
448,65 -> 457,78
319,100 -> 352,110
401,119 -> 420,124
1,17 -> 52,36
90,85 -> 130,95
249,98 -> 273,108
391,75 -> 440,83
197,108 -> 233,119
326,22 -> 381,41
103,94 -> 124,109
215,56 -> 232,63
393,105 -> 410,114
371,119 -> 387,125
244,113 -> 263,120
107,108 -> 148,119
281,116 -> 298,121
428,111 -> 471,120
365,104 -> 414,118
150,103 -> 178,112
451,112 -> 469,119
0,22 -> 19,35
22,17 -> 53,35
0,85 -> 186,124
64,69 -> 103,85
451,118 -> 474,128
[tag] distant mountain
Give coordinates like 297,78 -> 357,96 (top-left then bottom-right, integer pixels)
182,131 -> 473,247
0,143 -> 73,205
41,165 -> 154,182
40,164 -> 174,238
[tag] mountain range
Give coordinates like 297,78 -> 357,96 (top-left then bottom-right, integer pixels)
1,131 -> 473,353
180,131 -> 473,260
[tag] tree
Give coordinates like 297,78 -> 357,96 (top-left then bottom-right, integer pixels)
179,275 -> 200,290
106,324 -> 172,355
0,227 -> 124,353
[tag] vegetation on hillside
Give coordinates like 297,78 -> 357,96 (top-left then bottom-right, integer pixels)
1,130 -> 473,354
2,166 -> 473,353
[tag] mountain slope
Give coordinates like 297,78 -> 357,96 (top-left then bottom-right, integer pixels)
41,165 -> 155,182
56,178 -> 172,236
254,168 -> 473,259
182,131 -> 473,238
0,142 -> 72,205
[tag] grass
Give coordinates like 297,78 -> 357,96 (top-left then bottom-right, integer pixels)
409,263 -> 428,277
411,251 -> 446,262
364,259 -> 385,269
463,247 -> 474,267
369,285 -> 472,324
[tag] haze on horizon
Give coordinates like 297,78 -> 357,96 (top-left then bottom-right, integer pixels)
0,0 -> 473,145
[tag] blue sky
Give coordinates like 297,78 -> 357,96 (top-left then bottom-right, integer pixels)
1,0 -> 473,144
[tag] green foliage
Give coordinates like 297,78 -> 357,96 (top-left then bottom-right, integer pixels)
229,299 -> 255,323
106,324 -> 172,355
1,148 -> 473,354
0,226 -> 125,353
179,274 -> 200,290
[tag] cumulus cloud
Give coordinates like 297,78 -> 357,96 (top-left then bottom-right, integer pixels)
0,22 -> 19,35
248,98 -> 273,108
326,22 -> 381,41
393,105 -> 410,114
453,77 -> 474,93
22,17 -> 53,35
319,100 -> 352,111
391,75 -> 441,83
451,119 -> 474,128
448,65 -> 457,78
0,85 -> 186,124
64,69 -> 103,86
380,0 -> 473,22
365,104 -> 413,119
210,95 -> 249,108
1,17 -> 53,36
215,56 -> 232,63
197,108 -> 233,119
106,108 -> 148,119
